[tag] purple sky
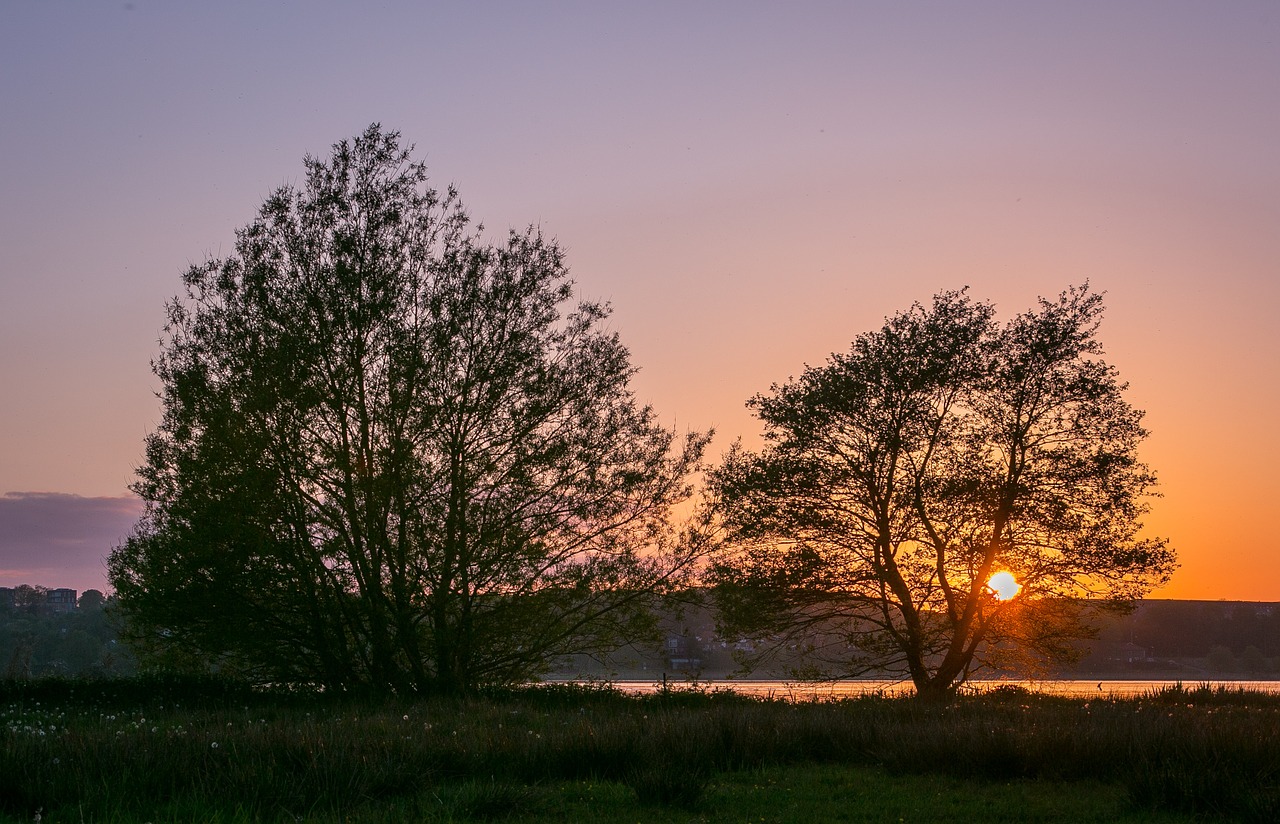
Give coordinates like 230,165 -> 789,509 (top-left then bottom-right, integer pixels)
2,2 -> 1278,598
0,492 -> 142,593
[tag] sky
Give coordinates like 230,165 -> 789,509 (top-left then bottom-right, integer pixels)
1,1 -> 1277,600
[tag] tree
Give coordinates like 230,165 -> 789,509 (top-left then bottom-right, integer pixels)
110,125 -> 709,694
10,585 -> 47,614
1240,644 -> 1269,675
709,286 -> 1175,699
78,589 -> 106,611
1207,645 -> 1237,673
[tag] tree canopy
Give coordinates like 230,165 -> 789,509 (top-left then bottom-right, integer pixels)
709,286 -> 1175,698
110,125 -> 709,694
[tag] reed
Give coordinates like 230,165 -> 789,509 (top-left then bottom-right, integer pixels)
1,678 -> 1275,822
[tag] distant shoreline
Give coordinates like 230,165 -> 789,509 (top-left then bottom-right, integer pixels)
547,677 -> 1280,698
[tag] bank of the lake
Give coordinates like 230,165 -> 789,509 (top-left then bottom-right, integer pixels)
1,677 -> 1275,822
601,677 -> 1280,699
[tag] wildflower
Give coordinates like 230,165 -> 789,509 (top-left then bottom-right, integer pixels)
211,742 -> 219,749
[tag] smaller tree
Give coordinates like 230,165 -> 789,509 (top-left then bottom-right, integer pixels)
1206,645 -> 1237,673
1240,645 -> 1270,675
11,585 -> 47,614
78,589 -> 106,611
710,285 -> 1175,698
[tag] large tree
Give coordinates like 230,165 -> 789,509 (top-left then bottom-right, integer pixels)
110,125 -> 709,694
709,286 -> 1175,698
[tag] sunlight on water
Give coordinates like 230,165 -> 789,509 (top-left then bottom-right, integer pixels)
593,679 -> 1280,699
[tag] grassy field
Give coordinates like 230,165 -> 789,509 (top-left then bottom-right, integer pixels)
1,677 -> 1275,822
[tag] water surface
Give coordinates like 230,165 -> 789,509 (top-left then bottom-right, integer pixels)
598,678 -> 1280,699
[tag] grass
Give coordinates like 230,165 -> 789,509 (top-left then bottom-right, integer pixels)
0,677 -> 1275,822
537,765 -> 1191,823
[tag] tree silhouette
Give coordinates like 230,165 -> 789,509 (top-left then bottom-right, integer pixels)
710,286 -> 1175,698
111,125 -> 709,694
78,589 -> 105,611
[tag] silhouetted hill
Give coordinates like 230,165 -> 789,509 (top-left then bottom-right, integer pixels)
1071,599 -> 1279,678
554,598 -> 1280,681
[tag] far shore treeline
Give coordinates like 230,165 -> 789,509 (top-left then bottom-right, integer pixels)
87,125 -> 1178,698
3,585 -> 1278,683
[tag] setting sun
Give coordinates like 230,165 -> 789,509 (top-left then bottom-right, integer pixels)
987,571 -> 1022,601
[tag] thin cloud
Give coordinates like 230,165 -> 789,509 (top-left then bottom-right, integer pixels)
0,492 -> 144,592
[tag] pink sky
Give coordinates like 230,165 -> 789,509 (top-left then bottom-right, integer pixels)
1,2 -> 1277,599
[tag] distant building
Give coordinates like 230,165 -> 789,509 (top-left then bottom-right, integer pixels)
664,635 -> 702,671
45,588 -> 78,613
1114,642 -> 1148,663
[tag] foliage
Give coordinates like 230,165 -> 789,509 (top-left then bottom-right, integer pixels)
709,286 -> 1175,697
109,125 -> 709,694
0,593 -> 132,679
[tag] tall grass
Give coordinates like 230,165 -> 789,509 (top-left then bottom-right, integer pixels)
1,677 -> 1276,821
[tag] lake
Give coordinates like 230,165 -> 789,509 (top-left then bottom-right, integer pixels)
595,678 -> 1280,699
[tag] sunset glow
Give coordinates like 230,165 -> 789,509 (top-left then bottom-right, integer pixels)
2,4 -> 1279,600
987,571 -> 1022,602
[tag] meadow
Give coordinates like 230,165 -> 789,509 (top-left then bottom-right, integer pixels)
1,677 -> 1276,823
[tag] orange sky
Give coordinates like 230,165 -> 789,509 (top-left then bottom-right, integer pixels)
1,3 -> 1277,599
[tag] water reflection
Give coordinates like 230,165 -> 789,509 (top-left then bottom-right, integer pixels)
596,679 -> 1280,699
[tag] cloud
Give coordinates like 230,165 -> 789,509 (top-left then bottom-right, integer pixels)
0,492 -> 144,593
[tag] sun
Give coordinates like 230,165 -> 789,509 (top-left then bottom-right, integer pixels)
986,570 -> 1022,601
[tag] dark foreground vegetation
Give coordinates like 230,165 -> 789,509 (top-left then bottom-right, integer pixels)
1,678 -> 1276,822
